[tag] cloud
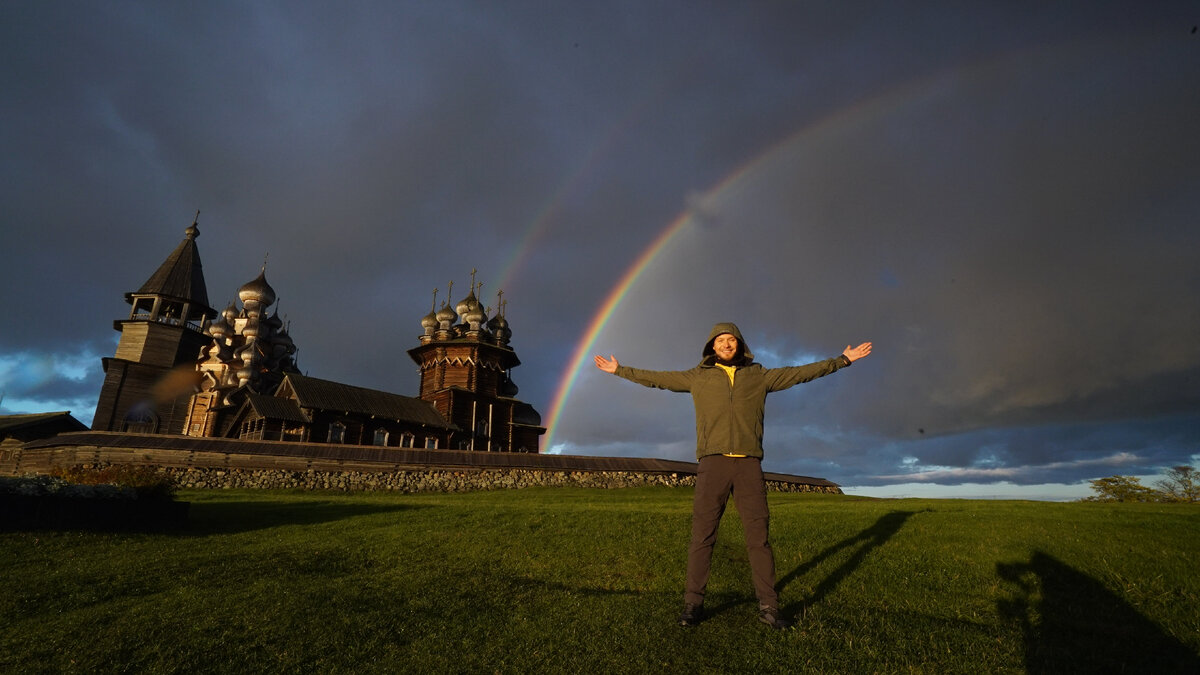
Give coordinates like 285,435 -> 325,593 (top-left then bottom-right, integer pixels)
555,29 -> 1200,495
0,349 -> 107,426
0,350 -> 105,402
872,451 -> 1143,483
2,2 -> 1197,499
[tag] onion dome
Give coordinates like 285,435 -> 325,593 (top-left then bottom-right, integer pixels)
263,310 -> 283,334
234,341 -> 255,363
207,315 -> 231,339
499,372 -> 519,397
222,302 -> 238,323
455,292 -> 475,319
455,287 -> 487,328
203,342 -> 223,361
421,309 -> 438,331
463,301 -> 487,327
238,269 -> 276,308
241,316 -> 260,338
435,303 -> 457,328
236,367 -> 254,387
487,313 -> 511,343
421,288 -> 440,334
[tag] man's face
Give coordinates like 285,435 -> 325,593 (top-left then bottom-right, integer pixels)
713,333 -> 738,361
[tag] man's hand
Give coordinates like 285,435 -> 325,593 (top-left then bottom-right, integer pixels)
594,354 -> 620,374
842,342 -> 873,362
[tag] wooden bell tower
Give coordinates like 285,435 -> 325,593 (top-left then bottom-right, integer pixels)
92,215 -> 217,434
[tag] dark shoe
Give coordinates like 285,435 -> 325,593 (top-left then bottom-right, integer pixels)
758,606 -> 791,630
678,603 -> 704,627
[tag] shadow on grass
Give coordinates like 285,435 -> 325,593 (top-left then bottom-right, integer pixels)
997,551 -> 1200,674
0,494 -> 190,533
702,510 -> 923,620
774,510 -> 924,617
183,499 -> 425,535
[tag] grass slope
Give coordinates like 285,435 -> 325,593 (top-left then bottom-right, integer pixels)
2,488 -> 1198,674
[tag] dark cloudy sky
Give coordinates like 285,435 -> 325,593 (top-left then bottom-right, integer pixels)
2,1 -> 1197,499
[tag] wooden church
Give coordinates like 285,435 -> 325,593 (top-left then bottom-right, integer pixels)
92,216 -> 545,453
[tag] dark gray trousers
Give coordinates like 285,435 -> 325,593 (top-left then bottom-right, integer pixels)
684,454 -> 778,609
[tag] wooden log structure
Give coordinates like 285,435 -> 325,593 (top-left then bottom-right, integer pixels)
5,431 -> 842,492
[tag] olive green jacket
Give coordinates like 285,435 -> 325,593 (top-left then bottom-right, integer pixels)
614,322 -> 850,460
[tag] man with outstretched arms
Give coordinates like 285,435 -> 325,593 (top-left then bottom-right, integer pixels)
595,322 -> 872,629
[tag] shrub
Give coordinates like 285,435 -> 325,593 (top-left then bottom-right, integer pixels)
1082,475 -> 1162,502
47,464 -> 177,501
1155,466 -> 1199,503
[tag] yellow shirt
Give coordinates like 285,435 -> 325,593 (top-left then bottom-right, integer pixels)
715,362 -> 736,385
715,363 -> 747,457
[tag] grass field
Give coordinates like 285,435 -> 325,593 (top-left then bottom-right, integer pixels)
2,487 -> 1198,674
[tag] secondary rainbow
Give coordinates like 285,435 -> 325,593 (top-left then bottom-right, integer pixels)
494,83 -> 677,295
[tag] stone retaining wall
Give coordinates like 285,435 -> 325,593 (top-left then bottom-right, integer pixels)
160,465 -> 838,493
7,434 -> 844,494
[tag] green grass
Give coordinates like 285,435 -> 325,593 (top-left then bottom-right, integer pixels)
2,488 -> 1198,674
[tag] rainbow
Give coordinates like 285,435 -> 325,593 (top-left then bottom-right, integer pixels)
541,73 -> 956,452
541,211 -> 692,451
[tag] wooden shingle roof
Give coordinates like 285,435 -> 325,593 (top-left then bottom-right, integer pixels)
244,392 -> 307,423
0,412 -> 87,435
132,223 -> 210,309
282,373 -> 452,429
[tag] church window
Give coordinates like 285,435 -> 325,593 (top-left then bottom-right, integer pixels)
424,436 -> 438,449
123,406 -> 158,434
328,422 -> 346,444
130,297 -> 154,320
373,428 -> 389,446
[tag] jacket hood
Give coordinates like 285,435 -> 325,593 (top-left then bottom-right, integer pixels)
702,322 -> 754,364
